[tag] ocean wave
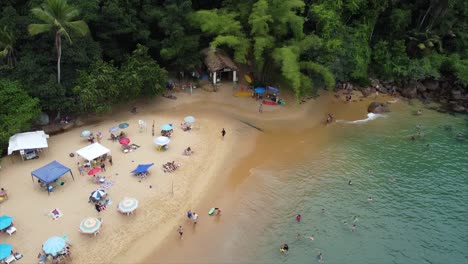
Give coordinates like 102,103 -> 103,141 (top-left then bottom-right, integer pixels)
337,113 -> 384,124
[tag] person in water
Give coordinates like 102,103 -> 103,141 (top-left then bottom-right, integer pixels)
368,196 -> 373,201
280,244 -> 289,254
296,214 -> 302,222
317,251 -> 324,263
348,180 -> 353,185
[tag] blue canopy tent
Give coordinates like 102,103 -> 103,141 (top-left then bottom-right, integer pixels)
31,161 -> 74,195
268,86 -> 279,94
131,163 -> 154,174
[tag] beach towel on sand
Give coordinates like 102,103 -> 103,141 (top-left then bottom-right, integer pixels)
49,208 -> 63,220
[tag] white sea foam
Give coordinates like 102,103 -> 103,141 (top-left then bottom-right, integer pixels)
337,113 -> 384,124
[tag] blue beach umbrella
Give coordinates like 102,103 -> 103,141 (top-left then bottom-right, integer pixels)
0,244 -> 13,260
109,126 -> 120,133
91,189 -> 106,200
119,123 -> 129,129
255,87 -> 266,94
184,116 -> 196,123
80,130 -> 91,137
43,236 -> 66,256
0,215 -> 13,230
161,124 -> 173,131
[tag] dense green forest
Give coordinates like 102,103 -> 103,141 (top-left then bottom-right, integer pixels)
0,0 -> 467,154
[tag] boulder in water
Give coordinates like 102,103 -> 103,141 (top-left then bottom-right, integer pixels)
367,102 -> 391,113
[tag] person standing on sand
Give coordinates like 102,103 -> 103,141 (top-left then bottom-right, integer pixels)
108,156 -> 113,166
187,210 -> 192,220
100,161 -> 106,172
192,212 -> 199,224
221,128 -> 226,139
177,226 -> 183,239
259,103 -> 263,113
77,162 -> 84,175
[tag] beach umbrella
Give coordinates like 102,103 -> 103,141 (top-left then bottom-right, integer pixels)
88,167 -> 101,176
0,244 -> 13,260
81,130 -> 92,137
153,136 -> 170,146
161,124 -> 173,131
119,137 -> 130,145
91,189 -> 106,200
43,236 -> 66,256
79,217 -> 102,234
119,123 -> 129,129
118,197 -> 138,214
254,87 -> 266,94
184,116 -> 196,123
109,126 -> 120,133
0,216 -> 13,230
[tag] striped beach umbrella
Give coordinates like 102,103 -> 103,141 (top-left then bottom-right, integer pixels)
184,116 -> 196,123
91,189 -> 106,200
43,236 -> 66,256
118,197 -> 138,214
0,244 -> 12,260
79,217 -> 101,234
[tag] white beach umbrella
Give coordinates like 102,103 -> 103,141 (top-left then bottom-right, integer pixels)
184,116 -> 196,123
153,136 -> 170,146
91,189 -> 106,200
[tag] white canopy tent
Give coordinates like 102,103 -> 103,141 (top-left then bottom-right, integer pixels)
76,143 -> 111,161
8,131 -> 49,156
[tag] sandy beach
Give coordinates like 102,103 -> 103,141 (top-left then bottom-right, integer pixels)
0,82 -> 327,264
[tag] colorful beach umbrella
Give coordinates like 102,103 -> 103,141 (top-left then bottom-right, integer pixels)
153,136 -> 170,146
0,244 -> 13,260
119,123 -> 129,129
88,167 -> 101,176
43,236 -> 66,256
79,217 -> 101,234
118,197 -> 138,214
161,124 -> 173,131
254,87 -> 266,94
184,116 -> 196,123
81,130 -> 92,137
109,126 -> 120,133
0,216 -> 12,230
119,137 -> 130,145
91,189 -> 106,200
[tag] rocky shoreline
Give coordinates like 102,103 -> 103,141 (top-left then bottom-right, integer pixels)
340,79 -> 467,114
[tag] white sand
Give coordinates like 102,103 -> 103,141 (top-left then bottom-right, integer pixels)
0,83 -> 311,263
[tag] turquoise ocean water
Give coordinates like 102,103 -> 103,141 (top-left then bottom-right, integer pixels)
216,108 -> 468,264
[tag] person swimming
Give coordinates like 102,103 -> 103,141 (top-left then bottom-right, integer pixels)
308,235 -> 315,241
368,196 -> 373,201
351,224 -> 357,232
280,244 -> 289,254
348,180 -> 352,185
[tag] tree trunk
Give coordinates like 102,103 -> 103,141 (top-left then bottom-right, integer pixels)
55,31 -> 62,84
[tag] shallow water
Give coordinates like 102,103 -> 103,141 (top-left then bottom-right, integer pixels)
154,104 -> 468,264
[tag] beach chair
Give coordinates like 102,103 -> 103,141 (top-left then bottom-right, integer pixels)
3,254 -> 15,264
6,226 -> 16,236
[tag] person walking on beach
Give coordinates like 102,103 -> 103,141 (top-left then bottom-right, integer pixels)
192,212 -> 199,224
108,156 -> 113,166
177,225 -> 183,239
187,210 -> 192,220
221,128 -> 226,139
100,161 -> 106,172
77,162 -> 84,175
259,103 -> 263,113
296,214 -> 302,222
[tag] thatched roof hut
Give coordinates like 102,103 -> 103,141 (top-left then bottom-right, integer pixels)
202,48 -> 238,72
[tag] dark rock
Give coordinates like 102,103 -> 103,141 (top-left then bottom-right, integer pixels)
401,86 -> 418,98
368,102 -> 391,113
452,104 -> 466,113
415,81 -> 427,92
451,90 -> 462,100
422,80 -> 439,91
361,87 -> 372,97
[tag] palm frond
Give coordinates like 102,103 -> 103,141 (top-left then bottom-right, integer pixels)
65,20 -> 89,36
31,7 -> 55,23
28,23 -> 54,36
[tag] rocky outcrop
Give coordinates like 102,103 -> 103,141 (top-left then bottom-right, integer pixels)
368,102 -> 391,113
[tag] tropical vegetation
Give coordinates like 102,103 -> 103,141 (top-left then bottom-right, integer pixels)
0,0 -> 467,154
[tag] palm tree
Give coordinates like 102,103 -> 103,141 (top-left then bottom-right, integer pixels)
0,26 -> 16,68
28,0 -> 89,84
